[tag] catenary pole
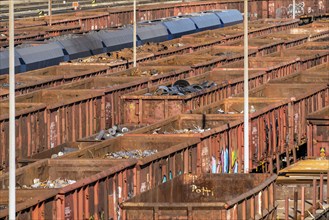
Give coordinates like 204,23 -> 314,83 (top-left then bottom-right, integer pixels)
243,0 -> 249,173
9,0 -> 16,218
133,0 -> 137,67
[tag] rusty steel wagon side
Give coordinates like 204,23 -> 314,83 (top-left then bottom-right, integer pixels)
307,106 -> 329,157
0,159 -> 138,220
121,173 -> 277,220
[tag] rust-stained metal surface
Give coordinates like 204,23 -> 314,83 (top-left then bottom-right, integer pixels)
0,159 -> 137,220
123,57 -> 301,125
0,103 -> 47,173
60,136 -> 200,192
0,74 -> 63,100
265,49 -> 329,70
121,173 -> 277,220
19,64 -> 108,83
240,83 -> 329,147
127,98 -> 287,173
307,106 -> 329,158
51,77 -> 149,128
3,89 -> 106,151
222,37 -> 285,56
107,66 -> 193,86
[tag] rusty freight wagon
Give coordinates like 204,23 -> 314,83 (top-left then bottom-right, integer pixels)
122,58 -> 300,125
121,173 -> 277,220
19,64 -> 108,83
218,56 -> 301,80
265,49 -> 329,70
237,83 -> 329,150
127,97 -> 289,173
192,46 -> 258,63
182,19 -> 296,41
61,50 -> 155,72
60,136 -> 200,194
221,38 -> 285,56
307,106 -> 329,158
255,32 -> 309,49
0,159 -> 137,220
106,66 -> 192,86
50,76 -> 149,128
0,74 -> 63,100
1,89 -> 106,152
141,54 -> 225,76
0,103 -> 47,172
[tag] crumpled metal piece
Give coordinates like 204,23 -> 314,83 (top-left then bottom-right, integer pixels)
152,125 -> 210,134
145,80 -> 217,96
24,178 -> 77,189
94,125 -> 130,141
104,149 -> 158,159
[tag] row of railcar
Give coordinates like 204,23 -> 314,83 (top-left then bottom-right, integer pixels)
0,64 -> 328,220
1,0 -> 328,49
0,10 -> 243,74
0,19 -> 311,168
0,22 -> 328,220
0,20 -> 328,171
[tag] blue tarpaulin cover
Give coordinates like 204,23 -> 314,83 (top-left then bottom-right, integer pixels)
137,24 -> 169,43
16,43 -> 64,71
57,37 -> 92,60
215,10 -> 243,26
97,29 -> 134,52
163,18 -> 196,38
0,49 -> 22,74
189,13 -> 222,30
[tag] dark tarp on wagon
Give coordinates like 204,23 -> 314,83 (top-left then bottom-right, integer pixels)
137,23 -> 169,44
97,29 -> 134,52
163,18 -> 197,39
189,13 -> 222,31
16,43 -> 64,71
81,33 -> 106,55
0,49 -> 22,75
57,37 -> 92,60
214,9 -> 243,27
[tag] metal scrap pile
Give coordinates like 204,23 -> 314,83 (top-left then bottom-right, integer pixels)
95,125 -> 130,140
217,105 -> 256,114
152,126 -> 211,134
130,68 -> 161,77
22,178 -> 77,189
51,147 -> 78,159
104,149 -> 158,159
1,82 -> 24,87
145,80 -> 217,96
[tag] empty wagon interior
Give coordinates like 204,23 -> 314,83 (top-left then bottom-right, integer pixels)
52,76 -> 145,90
142,54 -> 217,66
21,65 -> 107,77
242,83 -> 324,98
106,66 -> 189,77
191,97 -> 282,114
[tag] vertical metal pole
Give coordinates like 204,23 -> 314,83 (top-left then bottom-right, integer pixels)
243,0 -> 249,173
313,178 -> 316,215
301,186 -> 305,220
293,189 -> 298,220
9,0 -> 16,218
48,0 -> 52,26
292,0 -> 296,19
320,173 -> 324,203
133,0 -> 137,67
